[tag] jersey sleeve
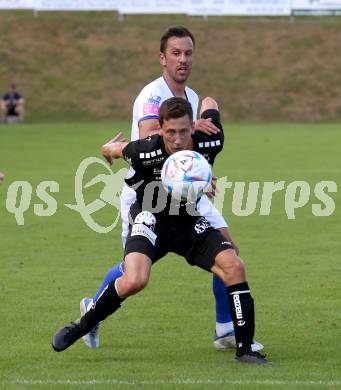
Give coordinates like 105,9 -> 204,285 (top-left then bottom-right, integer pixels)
122,135 -> 161,169
134,86 -> 162,124
197,108 -> 224,152
201,109 -> 223,133
122,140 -> 144,169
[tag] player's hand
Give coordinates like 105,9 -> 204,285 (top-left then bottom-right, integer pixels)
106,132 -> 127,144
102,132 -> 127,166
103,154 -> 113,166
206,176 -> 218,199
194,118 -> 220,135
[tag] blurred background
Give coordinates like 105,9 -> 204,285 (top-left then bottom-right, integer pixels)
1,1 -> 341,123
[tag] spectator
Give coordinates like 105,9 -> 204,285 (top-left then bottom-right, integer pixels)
0,84 -> 25,123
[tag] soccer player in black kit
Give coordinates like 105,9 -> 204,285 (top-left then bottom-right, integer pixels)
52,97 -> 271,365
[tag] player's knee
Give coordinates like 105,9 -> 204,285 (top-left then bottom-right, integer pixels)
215,250 -> 246,284
125,275 -> 149,294
231,256 -> 245,277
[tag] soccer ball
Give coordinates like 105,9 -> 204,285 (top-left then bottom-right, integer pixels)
161,150 -> 212,202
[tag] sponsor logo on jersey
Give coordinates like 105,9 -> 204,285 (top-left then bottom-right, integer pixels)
131,223 -> 157,245
142,157 -> 165,166
194,217 -> 211,234
143,95 -> 162,116
134,211 -> 156,230
148,94 -> 162,105
143,103 -> 159,116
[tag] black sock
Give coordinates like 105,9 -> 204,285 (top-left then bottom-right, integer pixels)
79,281 -> 125,333
228,282 -> 255,355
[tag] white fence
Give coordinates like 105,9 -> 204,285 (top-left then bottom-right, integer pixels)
0,0 -> 33,8
1,0 -> 341,15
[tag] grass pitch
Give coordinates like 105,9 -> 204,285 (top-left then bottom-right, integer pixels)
0,122 -> 340,389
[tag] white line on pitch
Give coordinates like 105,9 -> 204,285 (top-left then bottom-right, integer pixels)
2,379 -> 341,386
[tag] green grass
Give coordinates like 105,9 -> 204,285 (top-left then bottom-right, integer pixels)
0,122 -> 340,389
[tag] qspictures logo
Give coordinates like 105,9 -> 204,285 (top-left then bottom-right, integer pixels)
1,157 -> 338,233
3,157 -> 127,234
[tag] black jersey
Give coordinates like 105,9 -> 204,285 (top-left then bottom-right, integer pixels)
122,108 -> 223,211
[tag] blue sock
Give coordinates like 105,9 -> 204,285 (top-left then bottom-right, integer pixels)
212,274 -> 232,323
93,262 -> 125,303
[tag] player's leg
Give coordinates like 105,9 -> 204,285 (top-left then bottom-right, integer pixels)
80,186 -> 135,348
15,103 -> 24,121
52,252 -> 152,352
96,185 -> 141,299
198,197 -> 264,352
212,273 -> 235,348
52,207 -> 158,352
197,198 -> 235,345
186,221 -> 269,364
89,186 -> 133,300
211,249 -> 270,364
212,226 -> 236,349
80,262 -> 124,348
83,262 -> 124,312
89,189 -> 132,303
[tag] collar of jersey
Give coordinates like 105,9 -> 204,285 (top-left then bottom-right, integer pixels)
162,76 -> 188,101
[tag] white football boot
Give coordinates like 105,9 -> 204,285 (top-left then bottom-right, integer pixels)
214,330 -> 264,352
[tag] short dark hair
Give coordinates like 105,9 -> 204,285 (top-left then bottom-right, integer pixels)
159,97 -> 193,127
160,25 -> 195,53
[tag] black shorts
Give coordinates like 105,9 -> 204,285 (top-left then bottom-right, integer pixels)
124,202 -> 233,272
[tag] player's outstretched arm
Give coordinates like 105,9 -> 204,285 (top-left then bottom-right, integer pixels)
101,132 -> 128,165
194,97 -> 220,135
